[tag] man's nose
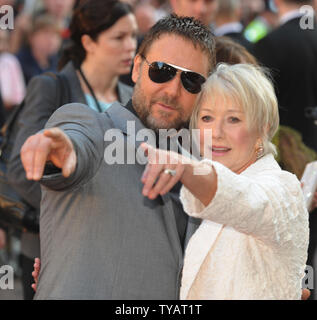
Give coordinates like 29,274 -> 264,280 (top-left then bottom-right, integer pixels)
163,73 -> 182,98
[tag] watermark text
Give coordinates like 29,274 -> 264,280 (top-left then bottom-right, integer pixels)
0,265 -> 14,290
0,5 -> 14,30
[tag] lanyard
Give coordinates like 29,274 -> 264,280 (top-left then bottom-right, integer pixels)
78,67 -> 103,113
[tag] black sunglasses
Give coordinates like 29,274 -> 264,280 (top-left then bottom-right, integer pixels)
141,56 -> 206,94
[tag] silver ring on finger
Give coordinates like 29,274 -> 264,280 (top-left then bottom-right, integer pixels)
163,168 -> 177,177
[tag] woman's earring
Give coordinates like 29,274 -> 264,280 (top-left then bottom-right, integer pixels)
256,142 -> 264,160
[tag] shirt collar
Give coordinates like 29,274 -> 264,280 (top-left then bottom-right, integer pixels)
214,22 -> 244,37
279,9 -> 304,26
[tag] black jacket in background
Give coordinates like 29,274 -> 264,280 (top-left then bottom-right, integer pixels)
223,31 -> 253,51
252,17 -> 317,151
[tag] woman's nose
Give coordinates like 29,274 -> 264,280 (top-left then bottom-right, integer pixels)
212,120 -> 224,139
125,36 -> 137,52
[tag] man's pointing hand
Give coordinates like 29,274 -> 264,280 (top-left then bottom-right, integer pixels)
21,127 -> 77,180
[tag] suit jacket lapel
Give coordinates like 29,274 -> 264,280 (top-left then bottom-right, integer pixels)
117,81 -> 133,106
62,62 -> 87,105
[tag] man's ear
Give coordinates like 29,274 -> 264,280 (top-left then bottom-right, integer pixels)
132,54 -> 143,84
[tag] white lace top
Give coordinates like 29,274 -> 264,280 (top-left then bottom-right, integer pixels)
180,154 -> 309,300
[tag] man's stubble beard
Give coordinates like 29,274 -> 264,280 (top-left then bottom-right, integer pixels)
132,79 -> 190,133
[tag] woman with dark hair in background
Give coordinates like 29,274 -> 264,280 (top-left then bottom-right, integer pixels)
58,0 -> 137,111
7,0 -> 137,300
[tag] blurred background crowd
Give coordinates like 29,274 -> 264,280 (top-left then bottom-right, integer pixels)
0,0 -> 317,300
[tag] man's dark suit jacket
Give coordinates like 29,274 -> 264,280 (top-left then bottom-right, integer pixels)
252,17 -> 317,151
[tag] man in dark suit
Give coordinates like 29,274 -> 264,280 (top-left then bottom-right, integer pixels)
252,0 -> 317,151
253,0 -> 317,300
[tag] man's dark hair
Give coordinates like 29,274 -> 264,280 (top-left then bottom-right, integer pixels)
137,14 -> 216,73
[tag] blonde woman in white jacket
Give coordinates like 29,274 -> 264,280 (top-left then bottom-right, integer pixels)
141,63 -> 309,300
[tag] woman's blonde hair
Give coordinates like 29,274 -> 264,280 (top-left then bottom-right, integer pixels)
190,63 -> 279,156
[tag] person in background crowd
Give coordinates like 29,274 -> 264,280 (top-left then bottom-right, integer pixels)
7,0 -> 136,300
16,14 -> 62,84
134,0 -> 157,36
120,0 -> 157,87
240,0 -> 267,25
0,29 -> 25,114
243,0 -> 278,43
253,0 -> 317,153
10,0 -> 74,53
253,0 -> 317,300
213,0 -> 252,49
42,0 -> 74,28
56,0 -> 136,110
169,0 -> 219,27
151,0 -> 171,21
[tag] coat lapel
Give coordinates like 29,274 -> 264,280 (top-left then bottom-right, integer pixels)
61,62 -> 87,105
180,220 -> 224,299
184,216 -> 201,249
